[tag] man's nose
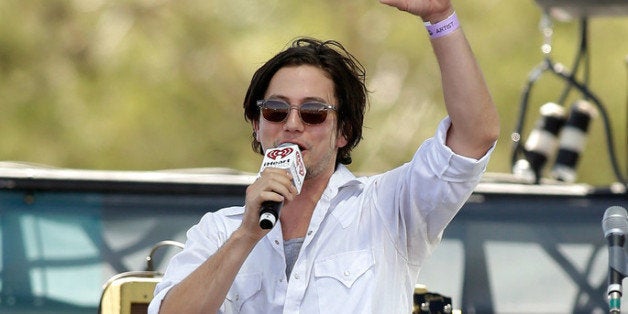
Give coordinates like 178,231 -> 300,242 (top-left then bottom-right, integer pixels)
283,107 -> 304,130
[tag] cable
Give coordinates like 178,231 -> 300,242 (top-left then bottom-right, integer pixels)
557,18 -> 589,105
511,59 -> 550,170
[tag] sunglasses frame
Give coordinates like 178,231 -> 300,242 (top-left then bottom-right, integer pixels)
256,99 -> 337,125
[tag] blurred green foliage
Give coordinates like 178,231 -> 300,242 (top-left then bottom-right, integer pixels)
1,0 -> 626,186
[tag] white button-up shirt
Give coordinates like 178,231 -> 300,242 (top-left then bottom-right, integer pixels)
149,118 -> 494,313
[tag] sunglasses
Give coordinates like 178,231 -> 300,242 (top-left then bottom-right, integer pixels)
257,99 -> 337,125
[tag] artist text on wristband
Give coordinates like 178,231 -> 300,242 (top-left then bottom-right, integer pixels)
424,12 -> 460,39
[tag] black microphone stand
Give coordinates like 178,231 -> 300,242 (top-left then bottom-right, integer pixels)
607,242 -> 627,314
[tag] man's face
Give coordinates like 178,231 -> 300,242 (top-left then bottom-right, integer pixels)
253,65 -> 348,180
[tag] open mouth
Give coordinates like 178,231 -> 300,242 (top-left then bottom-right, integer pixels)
279,142 -> 305,152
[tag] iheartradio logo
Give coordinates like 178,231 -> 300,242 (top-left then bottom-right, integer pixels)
266,147 -> 294,160
260,143 -> 306,194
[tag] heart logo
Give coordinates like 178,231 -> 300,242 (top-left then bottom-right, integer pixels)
267,147 -> 293,160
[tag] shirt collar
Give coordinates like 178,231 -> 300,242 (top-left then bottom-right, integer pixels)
265,165 -> 364,241
316,164 -> 365,219
323,164 -> 362,198
318,164 -> 365,229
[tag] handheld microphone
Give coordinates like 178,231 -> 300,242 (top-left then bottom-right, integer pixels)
602,206 -> 628,314
551,100 -> 597,183
258,143 -> 306,229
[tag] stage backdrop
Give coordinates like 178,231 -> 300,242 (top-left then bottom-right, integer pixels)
0,163 -> 625,313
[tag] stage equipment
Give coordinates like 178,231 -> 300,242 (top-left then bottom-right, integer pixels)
535,0 -> 628,19
510,3 -> 626,186
551,99 -> 597,182
513,102 -> 566,183
602,206 -> 628,314
412,284 -> 460,314
99,240 -> 184,314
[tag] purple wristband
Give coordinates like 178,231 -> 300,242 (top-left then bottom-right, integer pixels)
424,12 -> 460,39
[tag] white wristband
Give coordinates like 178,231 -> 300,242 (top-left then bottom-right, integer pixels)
424,12 -> 460,39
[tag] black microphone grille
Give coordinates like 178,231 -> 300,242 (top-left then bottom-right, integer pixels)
603,206 -> 628,237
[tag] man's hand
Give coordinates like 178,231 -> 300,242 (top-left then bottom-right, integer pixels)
379,0 -> 453,23
240,168 -> 297,239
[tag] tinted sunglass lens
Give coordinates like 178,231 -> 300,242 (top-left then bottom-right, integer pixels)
262,108 -> 288,122
261,101 -> 290,122
300,103 -> 328,124
259,101 -> 331,124
300,110 -> 326,124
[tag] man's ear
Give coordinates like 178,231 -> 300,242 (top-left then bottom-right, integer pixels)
336,132 -> 348,149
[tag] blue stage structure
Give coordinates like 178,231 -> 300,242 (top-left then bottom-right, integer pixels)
0,163 -> 625,313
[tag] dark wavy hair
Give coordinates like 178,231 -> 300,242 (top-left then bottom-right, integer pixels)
243,37 -> 367,165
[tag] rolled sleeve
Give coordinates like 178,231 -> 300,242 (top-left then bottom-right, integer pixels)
423,117 -> 494,182
148,209 -> 240,314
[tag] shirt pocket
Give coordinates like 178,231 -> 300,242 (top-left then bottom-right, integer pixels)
313,250 -> 375,312
224,272 -> 262,312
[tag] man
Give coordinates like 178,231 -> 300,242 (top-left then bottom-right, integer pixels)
149,0 -> 499,312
